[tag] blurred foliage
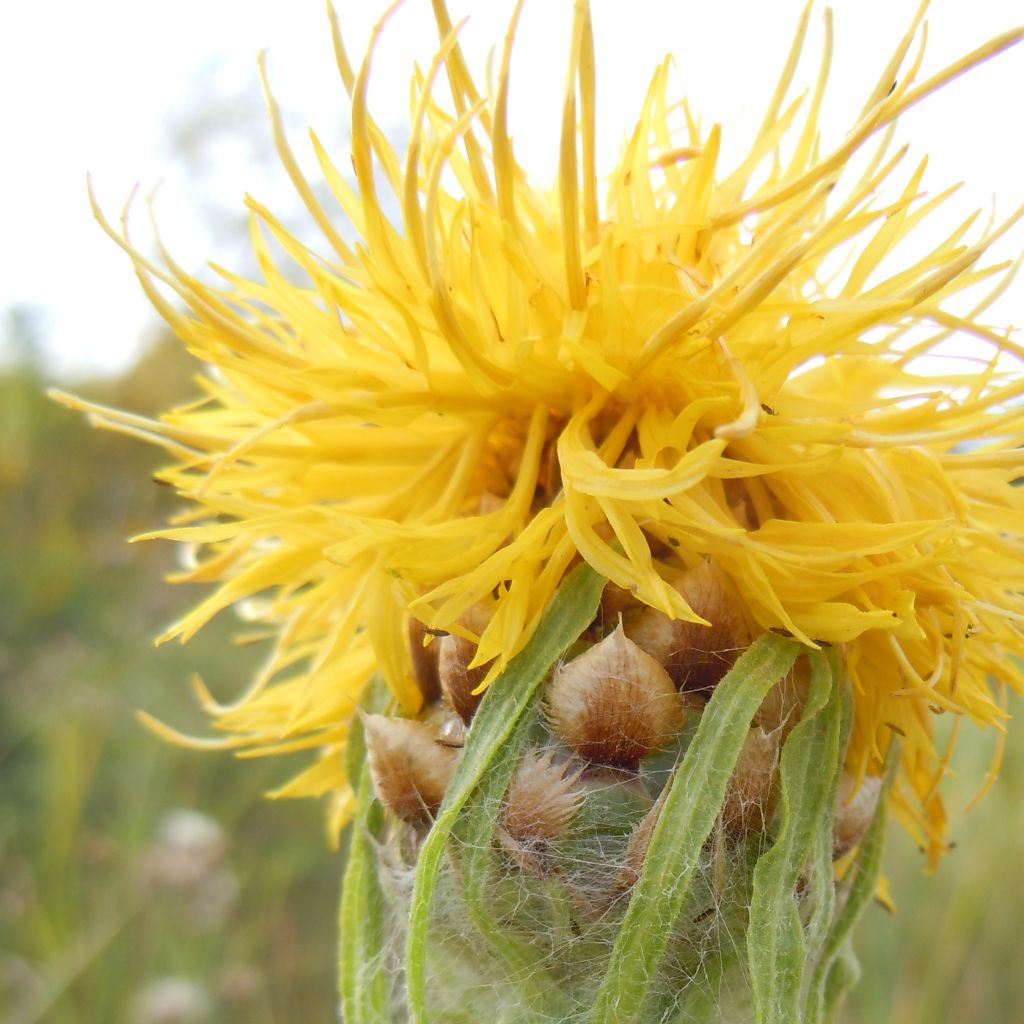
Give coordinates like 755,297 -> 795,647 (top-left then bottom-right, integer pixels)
0,327 -> 337,1024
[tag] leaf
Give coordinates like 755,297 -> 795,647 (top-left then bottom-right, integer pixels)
802,668 -> 853,969
748,648 -> 843,1024
404,562 -> 607,1024
589,631 -> 800,1024
338,765 -> 390,1024
822,939 -> 862,1024
806,744 -> 898,1023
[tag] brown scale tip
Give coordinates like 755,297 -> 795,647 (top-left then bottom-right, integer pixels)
721,725 -> 780,835
438,604 -> 493,723
627,559 -> 749,694
360,712 -> 459,826
502,749 -> 584,844
833,773 -> 883,857
547,624 -> 684,768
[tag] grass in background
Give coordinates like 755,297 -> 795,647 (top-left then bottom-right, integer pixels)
1,338 -> 337,1023
846,708 -> 1024,1024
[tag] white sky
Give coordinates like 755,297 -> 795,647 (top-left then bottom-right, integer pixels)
2,0 -> 1022,379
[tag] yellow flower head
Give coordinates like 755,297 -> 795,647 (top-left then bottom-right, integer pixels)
61,2 -> 1024,862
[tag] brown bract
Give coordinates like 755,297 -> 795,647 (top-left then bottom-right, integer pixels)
361,713 -> 459,826
547,624 -> 684,767
407,618 -> 441,704
438,604 -> 494,723
628,560 -> 749,694
502,749 -> 584,844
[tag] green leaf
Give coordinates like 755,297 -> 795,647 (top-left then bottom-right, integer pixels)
748,648 -> 843,1024
338,766 -> 389,1024
802,666 -> 853,970
822,939 -> 862,1024
589,631 -> 800,1024
806,744 -> 898,1023
405,562 -> 607,1024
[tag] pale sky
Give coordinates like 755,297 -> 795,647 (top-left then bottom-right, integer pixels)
2,0 -> 1022,379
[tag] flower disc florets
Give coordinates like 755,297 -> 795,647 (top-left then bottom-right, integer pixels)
60,2 -> 1024,860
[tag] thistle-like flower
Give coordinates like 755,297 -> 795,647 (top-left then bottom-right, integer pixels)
56,3 -> 1024,1016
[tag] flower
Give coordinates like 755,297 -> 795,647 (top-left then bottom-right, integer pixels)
57,1 -> 1024,863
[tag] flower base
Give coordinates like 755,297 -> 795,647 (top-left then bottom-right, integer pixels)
339,566 -> 893,1024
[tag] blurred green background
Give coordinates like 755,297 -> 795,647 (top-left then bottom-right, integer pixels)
1,310 -> 1021,1023
0,322 -> 339,1023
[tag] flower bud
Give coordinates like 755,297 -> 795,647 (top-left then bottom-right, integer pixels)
833,773 -> 883,857
547,624 -> 684,768
502,749 -> 584,844
627,559 -> 749,694
361,713 -> 459,825
721,725 -> 780,835
438,604 -> 493,723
